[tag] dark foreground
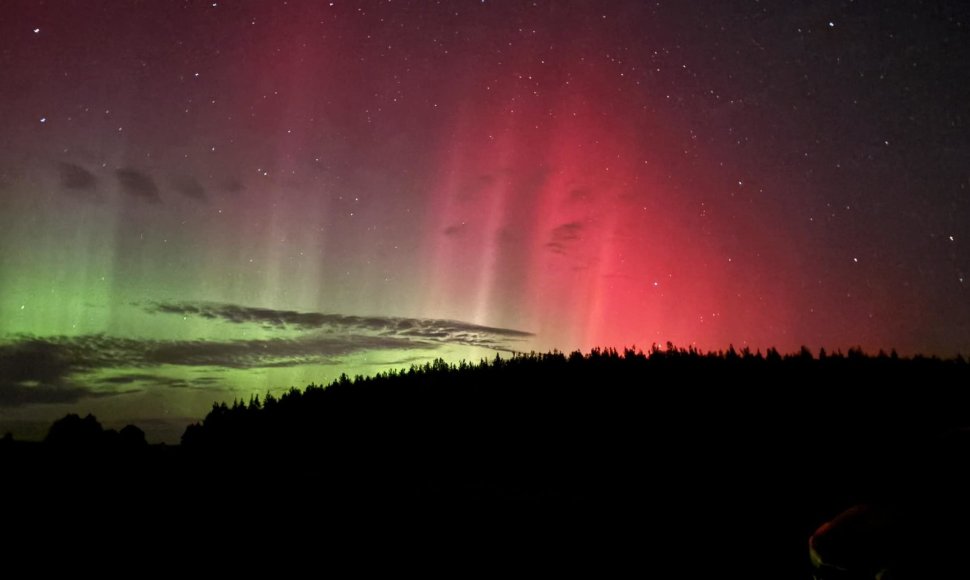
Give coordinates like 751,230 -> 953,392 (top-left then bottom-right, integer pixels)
3,348 -> 969,576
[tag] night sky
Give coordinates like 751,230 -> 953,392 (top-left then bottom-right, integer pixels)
1,1 -> 968,441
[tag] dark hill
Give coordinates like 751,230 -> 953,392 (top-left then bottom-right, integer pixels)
3,347 -> 969,576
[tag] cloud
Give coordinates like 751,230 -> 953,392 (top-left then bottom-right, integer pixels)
546,221 -> 584,254
143,335 -> 423,368
8,334 -> 426,371
58,162 -> 97,192
0,304 -> 532,407
171,176 -> 206,200
551,221 -> 584,241
144,301 -> 534,348
0,332 -> 431,407
0,339 -> 136,407
95,373 -> 225,390
116,168 -> 161,203
443,223 -> 469,237
359,355 -> 438,367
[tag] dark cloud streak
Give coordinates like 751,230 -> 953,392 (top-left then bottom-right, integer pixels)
171,176 -> 206,200
546,221 -> 584,254
0,338 -> 137,407
96,373 -> 225,390
0,332 -> 431,407
443,223 -> 469,237
116,168 -> 161,203
0,304 -> 532,407
58,162 -> 97,192
146,301 -> 534,344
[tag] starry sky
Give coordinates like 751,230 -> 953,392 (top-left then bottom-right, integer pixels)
1,0 -> 968,441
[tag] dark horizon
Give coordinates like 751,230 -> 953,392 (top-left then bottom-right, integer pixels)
5,346 -> 968,578
3,343 -> 966,443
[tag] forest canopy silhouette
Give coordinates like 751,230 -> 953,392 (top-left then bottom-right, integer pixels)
2,346 -> 968,577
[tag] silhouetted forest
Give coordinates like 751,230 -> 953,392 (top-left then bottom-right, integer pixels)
2,346 -> 968,577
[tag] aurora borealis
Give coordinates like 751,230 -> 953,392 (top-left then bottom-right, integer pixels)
1,1 -> 968,441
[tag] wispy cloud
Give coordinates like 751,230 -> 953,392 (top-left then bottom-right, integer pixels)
59,162 -> 98,192
171,176 -> 206,201
443,223 -> 469,237
546,221 -> 584,254
0,333 -> 422,407
145,301 -> 533,348
144,335 -> 426,368
116,168 -> 161,203
0,338 -> 138,407
1,304 -> 531,407
95,373 -> 227,391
